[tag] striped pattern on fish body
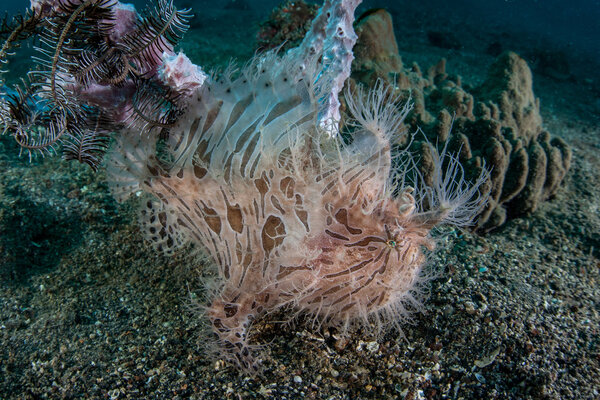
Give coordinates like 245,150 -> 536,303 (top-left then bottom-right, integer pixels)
108,51 -> 443,372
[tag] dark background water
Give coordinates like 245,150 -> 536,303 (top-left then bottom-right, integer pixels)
4,0 -> 599,63
3,0 -> 599,90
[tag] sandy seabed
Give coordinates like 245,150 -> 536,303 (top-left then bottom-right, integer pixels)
0,3 -> 598,399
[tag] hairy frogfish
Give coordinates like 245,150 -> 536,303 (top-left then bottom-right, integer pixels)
107,50 -> 488,372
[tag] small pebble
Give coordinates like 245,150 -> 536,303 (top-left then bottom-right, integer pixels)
366,341 -> 379,353
464,301 -> 477,315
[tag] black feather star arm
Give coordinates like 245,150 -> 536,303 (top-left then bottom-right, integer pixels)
120,0 -> 192,76
13,110 -> 69,158
0,8 -> 44,83
0,12 -> 10,37
0,8 -> 44,53
30,0 -> 116,113
128,78 -> 183,136
0,0 -> 192,171
1,76 -> 69,158
62,113 -> 112,171
2,0 -> 117,158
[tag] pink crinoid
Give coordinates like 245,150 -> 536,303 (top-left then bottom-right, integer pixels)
108,51 -> 489,372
